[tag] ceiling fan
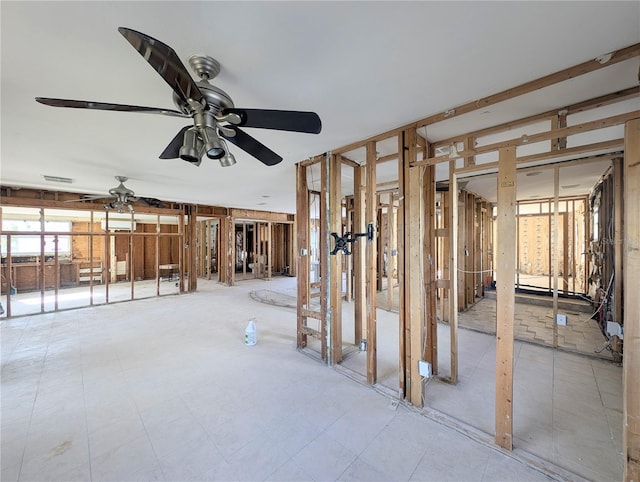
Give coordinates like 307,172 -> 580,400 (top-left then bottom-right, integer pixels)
66,176 -> 156,213
36,27 -> 322,167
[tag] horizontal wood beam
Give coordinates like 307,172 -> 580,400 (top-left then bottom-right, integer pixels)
299,154 -> 325,167
377,180 -> 399,189
0,194 -> 185,215
417,44 -> 640,128
377,153 -> 399,163
194,205 -> 228,217
300,326 -> 322,338
433,86 -> 639,149
454,139 -> 624,175
566,85 -> 639,116
340,156 -> 361,168
416,111 -> 638,166
328,44 -> 640,156
230,208 -> 294,223
335,129 -> 403,156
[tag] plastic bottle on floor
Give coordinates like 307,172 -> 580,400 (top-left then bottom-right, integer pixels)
245,319 -> 257,346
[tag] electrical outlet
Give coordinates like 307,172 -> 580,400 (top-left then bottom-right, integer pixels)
418,360 -> 432,378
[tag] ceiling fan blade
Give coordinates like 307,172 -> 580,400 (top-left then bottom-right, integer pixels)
118,27 -> 204,107
221,126 -> 283,166
137,197 -> 163,207
64,195 -> 107,203
35,97 -> 187,118
160,126 -> 191,159
224,108 -> 322,134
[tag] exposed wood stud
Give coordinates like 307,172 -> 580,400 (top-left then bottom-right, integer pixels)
464,137 -> 476,166
330,153 -> 343,364
407,148 -> 423,405
552,167 -> 560,348
39,208 -> 45,313
294,168 -> 310,350
376,197 -> 383,292
495,146 -> 517,451
320,153 -> 330,362
449,160 -> 459,384
5,236 -> 12,316
623,118 -> 640,481
156,214 -> 161,296
354,165 -> 366,346
613,157 -> 624,324
387,193 -> 397,314
366,142 -> 378,383
423,163 -> 437,374
345,196 -> 353,302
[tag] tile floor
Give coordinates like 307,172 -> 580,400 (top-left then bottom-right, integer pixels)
2,277 -> 557,482
374,283 -> 612,361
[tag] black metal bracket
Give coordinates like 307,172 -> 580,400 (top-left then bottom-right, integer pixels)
330,231 -> 367,255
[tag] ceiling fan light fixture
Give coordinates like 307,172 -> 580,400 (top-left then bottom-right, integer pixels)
201,127 -> 226,160
179,128 -> 204,164
219,150 -> 236,167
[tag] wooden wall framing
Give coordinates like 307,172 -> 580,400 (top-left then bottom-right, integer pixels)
495,146 -> 517,450
365,142 -> 378,382
294,44 -> 638,478
623,118 -> 639,481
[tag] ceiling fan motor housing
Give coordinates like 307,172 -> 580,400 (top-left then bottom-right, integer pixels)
172,81 -> 234,116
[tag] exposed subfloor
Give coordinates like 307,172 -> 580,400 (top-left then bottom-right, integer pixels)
2,277 -> 621,481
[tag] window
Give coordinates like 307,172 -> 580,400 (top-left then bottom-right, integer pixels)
1,220 -> 71,256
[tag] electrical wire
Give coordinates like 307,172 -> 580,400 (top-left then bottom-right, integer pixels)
456,268 -> 493,274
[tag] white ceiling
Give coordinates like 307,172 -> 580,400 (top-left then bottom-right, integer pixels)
1,1 -> 639,213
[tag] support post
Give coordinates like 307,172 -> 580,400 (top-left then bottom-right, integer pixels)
330,153 -> 343,364
623,118 -> 640,481
495,146 -> 516,451
449,161 -> 459,383
408,167 -> 423,406
320,153 -> 330,362
423,164 -> 437,374
296,163 -> 310,349
354,165 -> 366,346
268,221 -> 273,281
365,142 -> 377,383
552,166 -> 559,347
189,205 -> 198,291
387,194 -> 397,312
401,127 -> 424,406
398,136 -> 406,397
613,157 -> 624,324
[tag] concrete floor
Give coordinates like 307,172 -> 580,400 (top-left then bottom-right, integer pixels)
1,277 -> 621,481
340,292 -> 623,482
1,279 -> 180,319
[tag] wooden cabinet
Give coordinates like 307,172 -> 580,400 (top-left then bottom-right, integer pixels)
1,260 -> 79,293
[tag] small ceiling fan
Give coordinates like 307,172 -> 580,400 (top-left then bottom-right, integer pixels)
36,27 -> 322,167
66,176 -> 155,213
